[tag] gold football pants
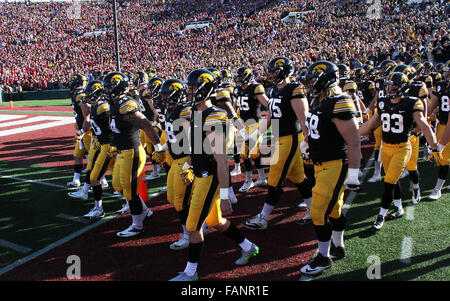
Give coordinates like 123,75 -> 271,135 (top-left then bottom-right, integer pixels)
86,138 -> 116,181
167,156 -> 192,212
436,123 -> 450,165
73,130 -> 92,159
380,141 -> 411,184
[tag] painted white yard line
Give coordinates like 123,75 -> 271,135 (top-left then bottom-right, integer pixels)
0,173 -> 167,277
342,152 -> 375,216
0,240 -> 32,254
0,117 -> 73,137
405,204 -> 415,220
0,116 -> 50,128
56,214 -> 90,224
400,237 -> 413,264
0,114 -> 27,122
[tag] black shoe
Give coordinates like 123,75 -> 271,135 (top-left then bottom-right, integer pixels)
300,252 -> 332,275
386,207 -> 404,220
330,243 -> 346,260
372,214 -> 385,231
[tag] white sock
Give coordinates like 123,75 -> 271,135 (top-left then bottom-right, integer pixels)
374,161 -> 381,176
131,214 -> 143,229
101,176 -> 107,184
261,203 -> 274,220
184,261 -> 198,277
393,199 -> 402,209
379,208 -> 388,217
246,171 -> 252,182
304,197 -> 312,209
257,168 -> 266,180
235,163 -> 240,170
139,196 -> 149,211
434,178 -> 445,191
412,183 -> 420,190
239,238 -> 252,252
182,224 -> 189,239
318,240 -> 331,257
82,182 -> 90,194
73,172 -> 80,182
95,200 -> 102,209
229,186 -> 236,199
331,230 -> 345,248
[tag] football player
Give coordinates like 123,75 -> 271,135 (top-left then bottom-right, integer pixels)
242,56 -> 313,230
170,69 -> 259,281
233,66 -> 269,193
152,78 -> 194,250
104,72 -> 163,237
69,81 -> 117,219
299,61 -> 361,276
67,74 -> 91,188
426,60 -> 450,200
360,72 -> 441,231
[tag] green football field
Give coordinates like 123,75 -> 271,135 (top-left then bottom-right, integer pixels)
0,99 -> 449,280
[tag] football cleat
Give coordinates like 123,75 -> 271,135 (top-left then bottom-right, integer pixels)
372,214 -> 385,231
297,201 -> 308,209
230,191 -> 238,204
66,180 -> 81,188
202,223 -> 210,236
300,252 -> 333,275
68,189 -> 88,201
330,243 -> 346,260
117,225 -> 144,237
254,178 -> 268,187
146,170 -> 160,181
235,243 -> 260,266
83,207 -> 105,220
242,213 -> 267,230
116,202 -> 130,214
142,208 -> 154,224
230,165 -> 242,176
367,174 -> 382,183
101,179 -> 109,189
412,188 -> 421,204
386,206 -> 404,220
170,237 -> 189,250
169,272 -> 198,282
81,168 -> 88,174
239,180 -> 254,193
428,188 -> 441,200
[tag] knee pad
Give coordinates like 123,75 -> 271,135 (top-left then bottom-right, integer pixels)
329,215 -> 346,232
266,185 -> 283,206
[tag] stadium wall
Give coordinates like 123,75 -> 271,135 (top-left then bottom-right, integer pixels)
1,90 -> 70,101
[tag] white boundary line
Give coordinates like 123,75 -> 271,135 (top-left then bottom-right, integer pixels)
400,237 -> 413,264
0,174 -> 167,277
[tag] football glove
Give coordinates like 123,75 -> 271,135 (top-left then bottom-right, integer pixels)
300,140 -> 310,161
344,168 -> 361,191
75,129 -> 85,141
180,168 -> 194,185
152,150 -> 166,164
427,148 -> 443,166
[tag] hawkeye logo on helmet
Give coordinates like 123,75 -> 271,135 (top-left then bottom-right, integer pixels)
111,74 -> 123,84
198,73 -> 214,83
170,82 -> 183,91
153,80 -> 162,86
92,83 -> 102,90
312,64 -> 328,75
274,59 -> 285,67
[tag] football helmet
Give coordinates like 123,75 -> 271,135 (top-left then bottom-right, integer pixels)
186,69 -> 216,105
353,68 -> 366,82
444,60 -> 450,80
68,74 -> 88,92
84,80 -> 104,104
423,61 -> 433,72
411,62 -> 424,74
434,63 -> 444,73
103,72 -> 129,98
376,60 -> 397,76
306,61 -> 339,97
365,60 -> 374,67
134,71 -> 149,88
160,79 -> 186,107
221,69 -> 232,84
385,72 -> 409,99
146,67 -> 157,78
363,64 -> 374,73
337,64 -> 350,81
147,77 -> 164,99
234,67 -> 254,87
393,64 -> 414,79
123,71 -> 133,80
267,56 -> 294,84
208,68 -> 222,88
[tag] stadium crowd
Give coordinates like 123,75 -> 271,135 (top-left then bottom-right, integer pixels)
0,0 -> 448,91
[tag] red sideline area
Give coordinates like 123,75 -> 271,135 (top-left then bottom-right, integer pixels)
0,108 -> 374,281
4,106 -> 73,112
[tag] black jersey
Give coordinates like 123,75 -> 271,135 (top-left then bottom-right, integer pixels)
236,82 -> 265,123
267,82 -> 305,137
357,80 -> 376,106
166,104 -> 191,160
90,98 -> 113,144
374,77 -> 386,98
435,80 -> 449,125
110,96 -> 141,150
211,86 -> 233,108
190,106 -> 228,177
306,94 -> 356,165
377,96 -> 424,144
71,91 -> 85,130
